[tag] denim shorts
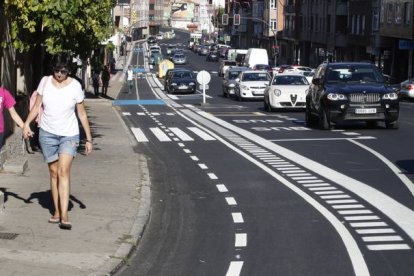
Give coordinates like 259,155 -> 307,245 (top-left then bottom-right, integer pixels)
39,128 -> 79,163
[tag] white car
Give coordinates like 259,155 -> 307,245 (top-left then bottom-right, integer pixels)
234,71 -> 271,101
399,78 -> 414,100
264,74 -> 309,111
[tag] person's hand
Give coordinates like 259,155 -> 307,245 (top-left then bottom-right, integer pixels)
22,124 -> 34,139
84,141 -> 93,155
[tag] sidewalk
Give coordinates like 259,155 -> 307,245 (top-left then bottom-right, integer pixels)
0,59 -> 151,275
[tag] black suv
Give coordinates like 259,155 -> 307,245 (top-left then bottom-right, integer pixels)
306,62 -> 399,129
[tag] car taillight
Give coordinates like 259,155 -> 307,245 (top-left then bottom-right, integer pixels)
407,84 -> 414,90
278,68 -> 284,73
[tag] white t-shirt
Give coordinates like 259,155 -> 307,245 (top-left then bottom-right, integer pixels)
37,76 -> 84,136
127,69 -> 133,81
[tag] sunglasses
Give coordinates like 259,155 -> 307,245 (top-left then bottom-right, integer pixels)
54,69 -> 69,75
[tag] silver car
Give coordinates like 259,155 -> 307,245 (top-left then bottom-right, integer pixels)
171,53 -> 187,65
222,67 -> 249,98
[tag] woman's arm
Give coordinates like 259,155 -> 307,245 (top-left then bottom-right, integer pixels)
22,94 -> 43,138
76,101 -> 93,155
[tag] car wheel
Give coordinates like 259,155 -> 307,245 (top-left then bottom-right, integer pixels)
318,107 -> 331,130
385,120 -> 399,129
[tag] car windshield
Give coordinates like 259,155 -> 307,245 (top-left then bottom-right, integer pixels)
173,71 -> 193,78
326,65 -> 384,83
228,71 -> 241,80
225,61 -> 237,66
272,75 -> 309,85
242,72 -> 269,81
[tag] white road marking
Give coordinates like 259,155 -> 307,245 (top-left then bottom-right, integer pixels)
232,213 -> 244,223
198,163 -> 208,169
349,139 -> 414,196
303,183 -> 331,187
339,210 -> 373,215
183,149 -> 191,153
169,127 -> 194,141
315,191 -> 345,195
292,176 -> 318,180
356,228 -> 395,234
308,187 -> 338,191
326,199 -> 358,204
367,244 -> 411,251
216,184 -> 228,193
208,173 -> 218,180
320,195 -> 351,199
187,127 -> 216,140
332,204 -> 366,209
226,261 -> 244,276
362,236 -> 403,242
122,112 -> 131,116
343,132 -> 361,136
350,222 -> 388,227
131,127 -> 149,142
297,179 -> 325,184
235,233 -> 247,247
178,143 -> 185,147
190,156 -> 199,161
150,127 -> 171,142
344,215 -> 380,221
226,197 -> 237,205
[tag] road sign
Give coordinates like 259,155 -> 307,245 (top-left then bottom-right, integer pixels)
133,67 -> 146,73
196,70 -> 211,85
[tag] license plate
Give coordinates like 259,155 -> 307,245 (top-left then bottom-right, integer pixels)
179,85 -> 188,89
355,108 -> 377,114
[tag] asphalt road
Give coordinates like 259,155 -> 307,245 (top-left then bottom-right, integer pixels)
115,30 -> 414,276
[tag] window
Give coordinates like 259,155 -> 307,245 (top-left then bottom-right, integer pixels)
270,19 -> 277,31
270,0 -> 276,9
380,5 -> 385,24
404,2 -> 411,25
387,3 -> 393,24
395,3 -> 402,24
373,8 -> 379,31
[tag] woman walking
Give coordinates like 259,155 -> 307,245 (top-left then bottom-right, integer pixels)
0,87 -> 25,150
23,53 -> 93,230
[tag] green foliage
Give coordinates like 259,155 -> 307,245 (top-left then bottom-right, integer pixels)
4,0 -> 116,58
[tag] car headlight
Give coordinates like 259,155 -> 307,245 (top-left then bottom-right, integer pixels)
171,82 -> 177,86
189,82 -> 195,86
327,93 -> 347,101
240,84 -> 249,90
272,89 -> 281,97
382,92 -> 398,100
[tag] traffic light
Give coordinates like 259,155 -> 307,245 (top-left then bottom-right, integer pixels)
222,14 -> 229,25
234,14 -> 241,25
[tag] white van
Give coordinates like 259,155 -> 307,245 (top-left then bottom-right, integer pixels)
243,48 -> 269,68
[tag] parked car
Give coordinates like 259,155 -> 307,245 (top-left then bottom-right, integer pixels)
234,70 -> 271,101
156,33 -> 164,40
306,62 -> 399,129
147,35 -> 157,44
264,74 -> 309,111
206,51 -> 219,61
171,53 -> 187,65
164,69 -> 197,94
222,66 -> 249,98
219,60 -> 237,77
399,78 -> 414,101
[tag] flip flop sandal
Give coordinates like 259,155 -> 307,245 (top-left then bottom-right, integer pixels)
48,217 -> 60,224
59,221 -> 72,230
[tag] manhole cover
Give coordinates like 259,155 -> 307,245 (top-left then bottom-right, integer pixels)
0,233 -> 18,240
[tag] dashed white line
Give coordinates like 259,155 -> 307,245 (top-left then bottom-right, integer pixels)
225,197 -> 237,205
208,173 -> 218,180
190,156 -> 199,161
226,261 -> 244,276
216,184 -> 228,193
150,127 -> 171,142
198,163 -> 208,169
169,127 -> 194,141
187,127 -> 216,140
362,236 -> 403,242
235,233 -> 247,247
183,149 -> 191,153
232,213 -> 244,223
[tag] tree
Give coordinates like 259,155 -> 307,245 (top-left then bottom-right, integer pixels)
4,0 -> 116,59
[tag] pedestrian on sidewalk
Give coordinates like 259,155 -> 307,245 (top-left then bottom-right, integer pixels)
23,53 -> 93,230
92,70 -> 101,97
126,66 -> 134,93
0,87 -> 25,149
101,65 -> 110,96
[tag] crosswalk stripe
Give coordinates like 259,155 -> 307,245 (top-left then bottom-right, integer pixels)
131,127 -> 149,142
169,127 -> 194,141
150,127 -> 171,141
187,127 -> 215,140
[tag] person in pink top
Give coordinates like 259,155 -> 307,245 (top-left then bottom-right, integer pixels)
0,87 -> 25,149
